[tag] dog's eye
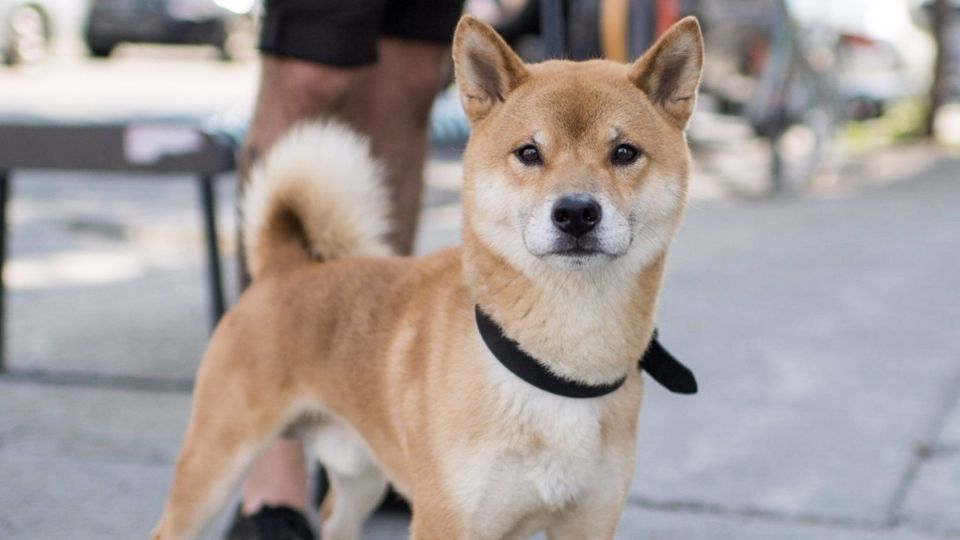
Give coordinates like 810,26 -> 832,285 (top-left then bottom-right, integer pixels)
611,144 -> 641,165
515,145 -> 543,166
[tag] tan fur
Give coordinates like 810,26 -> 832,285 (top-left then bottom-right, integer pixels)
153,15 -> 703,540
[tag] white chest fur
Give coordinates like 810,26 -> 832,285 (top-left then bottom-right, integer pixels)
447,349 -> 613,525
516,390 -> 606,510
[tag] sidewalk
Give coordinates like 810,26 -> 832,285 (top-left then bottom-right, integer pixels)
1,153 -> 959,539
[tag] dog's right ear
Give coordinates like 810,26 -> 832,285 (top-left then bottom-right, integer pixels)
629,16 -> 704,129
453,15 -> 528,124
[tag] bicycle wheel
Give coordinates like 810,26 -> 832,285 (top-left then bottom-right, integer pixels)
770,81 -> 836,191
742,0 -> 837,192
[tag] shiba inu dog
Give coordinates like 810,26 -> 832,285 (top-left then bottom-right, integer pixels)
153,14 -> 703,540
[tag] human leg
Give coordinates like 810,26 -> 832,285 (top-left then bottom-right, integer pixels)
341,38 -> 450,255
233,1 -> 388,522
232,0 -> 463,533
235,56 -> 367,521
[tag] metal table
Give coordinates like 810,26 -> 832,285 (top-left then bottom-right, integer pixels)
0,121 -> 236,372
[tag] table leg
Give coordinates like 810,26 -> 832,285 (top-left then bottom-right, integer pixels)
0,171 -> 9,372
199,175 -> 225,327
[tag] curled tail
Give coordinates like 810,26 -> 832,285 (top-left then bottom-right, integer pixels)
242,121 -> 392,279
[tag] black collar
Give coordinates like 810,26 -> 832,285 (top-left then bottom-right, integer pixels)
475,306 -> 697,398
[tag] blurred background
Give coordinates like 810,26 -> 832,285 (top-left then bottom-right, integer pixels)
0,0 -> 958,538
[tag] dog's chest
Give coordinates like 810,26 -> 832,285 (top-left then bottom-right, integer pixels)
453,361 -> 611,514
516,398 -> 605,509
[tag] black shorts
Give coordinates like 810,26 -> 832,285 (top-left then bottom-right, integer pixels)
259,0 -> 466,67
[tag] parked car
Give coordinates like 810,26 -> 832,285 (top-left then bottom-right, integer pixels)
0,0 -> 54,65
789,0 -> 935,115
700,0 -> 934,120
83,0 -> 257,60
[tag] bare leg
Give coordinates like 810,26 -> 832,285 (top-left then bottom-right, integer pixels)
239,55 -> 368,176
236,42 -> 447,517
237,55 -> 367,515
239,439 -> 310,515
342,38 -> 450,255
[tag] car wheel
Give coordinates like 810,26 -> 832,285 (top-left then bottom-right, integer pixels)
4,4 -> 49,65
88,42 -> 115,58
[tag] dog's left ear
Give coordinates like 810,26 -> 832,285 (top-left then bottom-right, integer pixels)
453,15 -> 528,124
629,16 -> 704,129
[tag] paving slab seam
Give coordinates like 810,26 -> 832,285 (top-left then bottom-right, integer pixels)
886,357 -> 960,526
629,496 -> 960,538
0,445 -> 174,468
627,495 -> 892,533
0,368 -> 194,394
906,523 -> 960,540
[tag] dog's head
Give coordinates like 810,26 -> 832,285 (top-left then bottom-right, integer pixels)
454,16 -> 702,274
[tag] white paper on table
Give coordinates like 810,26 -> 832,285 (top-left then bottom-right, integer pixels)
123,125 -> 204,165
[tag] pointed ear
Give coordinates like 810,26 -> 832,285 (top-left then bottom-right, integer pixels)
453,15 -> 528,123
629,16 -> 704,128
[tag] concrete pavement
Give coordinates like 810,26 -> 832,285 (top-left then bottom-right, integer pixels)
2,49 -> 959,540
1,149 -> 958,539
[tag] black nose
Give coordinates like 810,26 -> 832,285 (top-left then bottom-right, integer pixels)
551,195 -> 602,237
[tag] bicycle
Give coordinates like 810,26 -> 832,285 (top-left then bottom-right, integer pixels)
699,0 -> 839,192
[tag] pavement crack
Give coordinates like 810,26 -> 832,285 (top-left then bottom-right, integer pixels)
0,368 -> 194,394
885,357 -> 960,526
627,495 -> 889,532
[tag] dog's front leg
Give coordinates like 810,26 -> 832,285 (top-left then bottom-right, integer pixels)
545,473 -> 632,540
545,502 -> 623,540
408,499 -> 474,540
545,510 -> 621,540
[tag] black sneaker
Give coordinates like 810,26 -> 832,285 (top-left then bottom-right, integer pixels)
225,505 -> 315,540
